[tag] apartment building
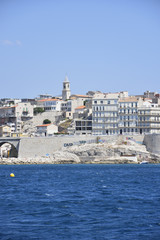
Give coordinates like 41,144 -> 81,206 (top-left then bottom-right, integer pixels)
92,91 -> 160,135
118,97 -> 144,134
92,92 -> 121,135
138,105 -> 160,134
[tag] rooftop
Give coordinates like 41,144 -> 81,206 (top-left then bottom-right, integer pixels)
75,105 -> 86,110
37,98 -> 60,102
119,97 -> 139,103
37,124 -> 52,127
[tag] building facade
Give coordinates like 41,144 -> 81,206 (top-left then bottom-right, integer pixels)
36,124 -> 58,136
37,98 -> 61,111
92,93 -> 120,135
0,102 -> 33,134
92,92 -> 160,135
118,97 -> 143,134
138,106 -> 160,134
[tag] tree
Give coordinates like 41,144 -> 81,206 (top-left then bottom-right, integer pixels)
43,119 -> 51,124
34,107 -> 44,115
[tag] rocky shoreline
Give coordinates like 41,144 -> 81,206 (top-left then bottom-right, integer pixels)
1,137 -> 160,165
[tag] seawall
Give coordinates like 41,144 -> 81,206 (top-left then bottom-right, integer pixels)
18,135 -> 144,158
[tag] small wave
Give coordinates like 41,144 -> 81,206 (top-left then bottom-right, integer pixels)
45,193 -> 55,197
117,207 -> 123,210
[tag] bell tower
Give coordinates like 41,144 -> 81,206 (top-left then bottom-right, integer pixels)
62,76 -> 71,100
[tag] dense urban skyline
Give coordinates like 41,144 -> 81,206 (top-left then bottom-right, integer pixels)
0,0 -> 160,99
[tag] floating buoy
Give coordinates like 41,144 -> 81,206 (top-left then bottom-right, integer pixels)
10,173 -> 15,177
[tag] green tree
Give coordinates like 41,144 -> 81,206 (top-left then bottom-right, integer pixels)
34,107 -> 44,115
43,119 -> 51,124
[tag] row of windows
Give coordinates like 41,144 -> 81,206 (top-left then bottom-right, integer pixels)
139,110 -> 160,115
44,107 -> 56,110
76,127 -> 92,131
93,123 -> 118,128
93,100 -> 118,105
150,123 -> 160,127
139,117 -> 160,121
76,121 -> 92,126
93,106 -> 118,111
45,102 -> 56,106
119,109 -> 137,114
93,101 -> 137,107
93,118 -> 118,123
93,112 -> 118,117
119,103 -> 137,108
138,123 -> 150,127
119,122 -> 137,127
92,130 -> 119,135
120,116 -> 138,120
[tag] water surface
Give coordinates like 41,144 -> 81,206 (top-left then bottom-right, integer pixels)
0,164 -> 160,240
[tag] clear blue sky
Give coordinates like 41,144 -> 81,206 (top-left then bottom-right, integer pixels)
0,0 -> 160,98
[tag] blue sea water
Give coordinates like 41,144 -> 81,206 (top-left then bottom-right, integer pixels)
0,164 -> 160,240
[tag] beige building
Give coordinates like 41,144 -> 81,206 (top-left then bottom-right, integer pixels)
65,95 -> 92,118
0,125 -> 11,137
0,102 -> 33,133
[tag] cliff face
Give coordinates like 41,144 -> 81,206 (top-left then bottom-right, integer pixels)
1,136 -> 160,164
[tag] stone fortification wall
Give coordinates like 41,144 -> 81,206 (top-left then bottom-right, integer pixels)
33,111 -> 62,126
18,135 -> 144,158
18,135 -> 96,158
143,134 -> 160,154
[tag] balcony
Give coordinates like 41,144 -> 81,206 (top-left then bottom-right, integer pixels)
22,111 -> 29,116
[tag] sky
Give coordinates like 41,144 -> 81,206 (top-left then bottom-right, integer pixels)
0,0 -> 160,99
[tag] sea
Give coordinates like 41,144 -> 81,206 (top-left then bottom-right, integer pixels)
0,164 -> 160,240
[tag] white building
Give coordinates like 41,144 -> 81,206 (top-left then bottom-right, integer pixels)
36,124 -> 58,136
37,98 -> 61,111
118,97 -> 143,134
92,92 -> 120,135
138,102 -> 160,134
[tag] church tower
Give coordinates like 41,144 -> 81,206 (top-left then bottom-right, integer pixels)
62,76 -> 71,100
